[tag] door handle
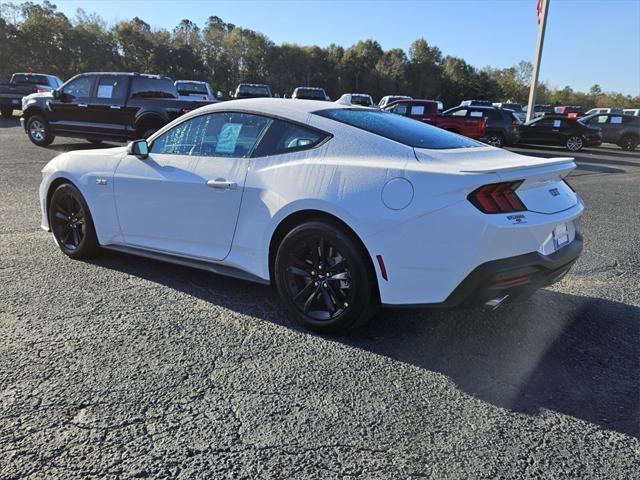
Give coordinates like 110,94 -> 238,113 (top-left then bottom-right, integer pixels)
207,179 -> 237,190
110,105 -> 121,109
78,103 -> 88,108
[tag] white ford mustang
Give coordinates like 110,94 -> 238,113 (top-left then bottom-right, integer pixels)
39,98 -> 584,332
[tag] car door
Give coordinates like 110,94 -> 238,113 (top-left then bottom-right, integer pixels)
113,111 -> 270,261
603,115 -> 624,143
85,75 -> 130,139
48,75 -> 97,134
521,117 -> 554,143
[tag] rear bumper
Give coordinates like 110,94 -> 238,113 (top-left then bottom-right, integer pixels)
384,233 -> 583,309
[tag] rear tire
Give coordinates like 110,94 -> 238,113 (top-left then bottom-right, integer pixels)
48,183 -> 99,259
565,135 -> 584,151
0,106 -> 13,118
618,134 -> 638,151
274,221 -> 378,333
26,115 -> 54,146
485,133 -> 504,148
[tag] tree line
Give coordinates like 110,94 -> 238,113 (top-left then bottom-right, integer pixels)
1,1 -> 638,109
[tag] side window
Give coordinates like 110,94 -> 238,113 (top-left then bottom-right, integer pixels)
389,103 -> 408,115
62,76 -> 94,98
150,112 -> 270,158
96,77 -> 127,99
610,116 -> 623,124
410,105 -> 425,116
449,108 -> 467,117
130,78 -> 177,99
253,119 -> 329,157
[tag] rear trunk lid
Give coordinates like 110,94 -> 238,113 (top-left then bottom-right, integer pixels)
414,146 -> 578,214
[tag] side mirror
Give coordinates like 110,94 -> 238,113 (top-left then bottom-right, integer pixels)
127,139 -> 149,159
52,89 -> 61,99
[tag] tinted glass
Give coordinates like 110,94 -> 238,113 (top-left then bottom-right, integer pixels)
96,76 -> 127,99
130,77 -> 178,99
314,108 -> 482,149
62,76 -> 94,97
176,82 -> 208,95
446,108 -> 467,116
351,96 -> 373,106
387,103 -> 408,115
253,119 -> 329,156
12,74 -> 49,85
295,89 -> 326,100
238,85 -> 271,96
151,112 -> 270,157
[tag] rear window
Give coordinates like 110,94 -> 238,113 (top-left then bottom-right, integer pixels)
295,89 -> 326,100
130,77 -> 178,99
12,74 -> 49,85
314,108 -> 482,149
176,82 -> 208,95
351,96 -> 373,107
238,85 -> 271,96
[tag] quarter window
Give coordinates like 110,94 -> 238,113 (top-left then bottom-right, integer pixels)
253,119 -> 329,156
150,112 -> 270,157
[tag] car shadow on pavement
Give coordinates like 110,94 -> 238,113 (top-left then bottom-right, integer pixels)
0,117 -> 20,128
88,250 -> 640,439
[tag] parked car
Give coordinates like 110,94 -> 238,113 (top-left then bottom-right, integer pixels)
233,83 -> 272,99
336,93 -> 377,108
174,80 -> 217,102
553,105 -> 584,118
0,72 -> 63,118
581,113 -> 640,151
291,87 -> 329,101
383,99 -> 485,140
38,98 -> 584,333
584,107 -> 623,116
622,108 -> 639,116
518,115 -> 602,151
20,72 -> 212,146
524,104 -> 554,118
443,105 -> 520,147
493,102 -> 526,123
378,95 -> 411,108
460,100 -> 493,107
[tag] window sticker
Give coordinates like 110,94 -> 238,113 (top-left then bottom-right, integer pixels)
611,116 -> 622,124
97,84 -> 114,98
215,123 -> 242,154
411,105 -> 425,115
470,111 -> 484,117
553,120 -> 561,128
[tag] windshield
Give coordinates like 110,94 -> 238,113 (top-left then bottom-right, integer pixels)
314,108 -> 482,149
12,74 -> 49,85
176,82 -> 208,95
351,96 -> 373,106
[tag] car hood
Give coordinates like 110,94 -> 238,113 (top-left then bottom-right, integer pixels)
24,91 -> 53,101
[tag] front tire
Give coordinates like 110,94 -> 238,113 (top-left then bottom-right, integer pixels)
618,134 -> 638,151
26,115 -> 54,146
565,135 -> 584,151
48,183 -> 99,259
274,221 -> 378,333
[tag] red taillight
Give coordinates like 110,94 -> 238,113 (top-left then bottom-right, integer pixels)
468,181 -> 527,214
512,118 -> 520,126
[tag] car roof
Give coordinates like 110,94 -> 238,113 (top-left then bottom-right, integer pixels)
175,80 -> 208,84
182,98 -> 354,123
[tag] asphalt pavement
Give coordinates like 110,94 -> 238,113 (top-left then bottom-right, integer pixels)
0,117 -> 638,479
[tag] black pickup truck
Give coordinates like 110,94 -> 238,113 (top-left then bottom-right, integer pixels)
0,73 -> 63,118
20,72 -> 212,146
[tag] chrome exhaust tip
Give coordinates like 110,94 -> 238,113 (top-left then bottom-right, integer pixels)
485,294 -> 510,310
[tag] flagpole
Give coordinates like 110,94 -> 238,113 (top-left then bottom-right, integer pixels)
526,0 -> 550,123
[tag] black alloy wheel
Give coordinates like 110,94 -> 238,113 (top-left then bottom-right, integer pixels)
619,135 -> 638,151
275,221 -> 378,333
485,133 -> 504,148
49,183 -> 98,258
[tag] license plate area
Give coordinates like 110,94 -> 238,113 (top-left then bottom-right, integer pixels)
552,223 -> 570,251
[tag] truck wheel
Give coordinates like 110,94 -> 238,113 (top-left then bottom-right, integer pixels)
0,106 -> 13,118
26,115 -> 54,146
619,134 -> 638,151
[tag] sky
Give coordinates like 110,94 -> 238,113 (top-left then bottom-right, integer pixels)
41,0 -> 640,96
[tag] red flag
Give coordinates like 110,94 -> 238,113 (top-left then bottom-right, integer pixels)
537,0 -> 543,24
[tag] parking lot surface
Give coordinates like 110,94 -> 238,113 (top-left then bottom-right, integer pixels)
1,117 -> 638,478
